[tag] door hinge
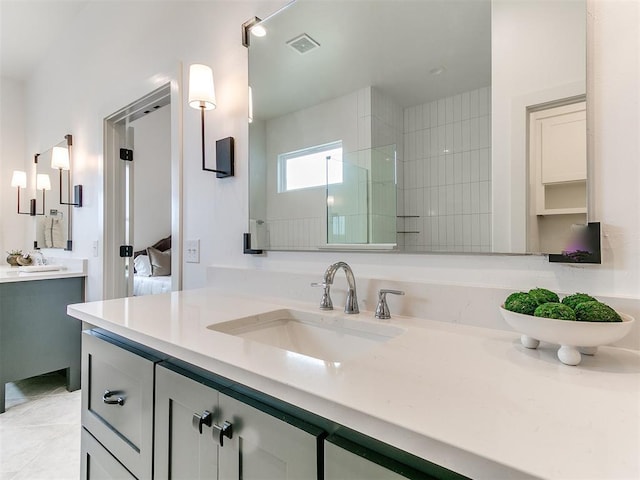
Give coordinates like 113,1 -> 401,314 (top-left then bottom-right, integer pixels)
119,245 -> 133,257
120,148 -> 133,161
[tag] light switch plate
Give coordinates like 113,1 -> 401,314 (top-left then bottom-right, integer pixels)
185,239 -> 200,263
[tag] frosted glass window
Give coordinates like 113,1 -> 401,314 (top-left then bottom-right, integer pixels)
278,141 -> 343,192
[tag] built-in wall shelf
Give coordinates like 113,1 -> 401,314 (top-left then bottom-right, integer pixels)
537,207 -> 587,216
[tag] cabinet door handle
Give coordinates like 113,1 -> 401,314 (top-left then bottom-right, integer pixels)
102,390 -> 125,406
212,421 -> 233,447
192,410 -> 213,434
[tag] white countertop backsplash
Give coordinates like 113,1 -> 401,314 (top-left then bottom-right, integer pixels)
207,266 -> 640,351
67,267 -> 640,480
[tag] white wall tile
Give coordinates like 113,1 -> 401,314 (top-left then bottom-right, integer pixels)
422,102 -> 431,129
471,182 -> 480,214
446,185 -> 454,215
479,181 -> 490,213
470,150 -> 480,182
461,119 -> 470,151
453,122 -> 462,153
446,155 -> 454,185
429,101 -> 438,127
479,115 -> 490,149
438,216 -> 447,246
437,98 -> 446,126
438,156 -> 446,185
461,91 -> 470,121
453,94 -> 462,123
462,151 -> 471,183
430,128 -> 439,157
469,117 -> 479,150
462,183 -> 471,214
453,153 -> 463,184
469,89 -> 479,118
437,125 -> 446,155
445,96 -> 454,124
479,148 -> 490,181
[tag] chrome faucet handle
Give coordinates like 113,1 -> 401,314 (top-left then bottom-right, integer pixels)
311,282 -> 333,310
375,289 -> 405,320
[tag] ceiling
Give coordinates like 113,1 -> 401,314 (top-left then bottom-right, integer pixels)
249,0 -> 491,120
0,0 -> 89,80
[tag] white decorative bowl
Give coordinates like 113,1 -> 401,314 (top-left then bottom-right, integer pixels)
499,306 -> 635,366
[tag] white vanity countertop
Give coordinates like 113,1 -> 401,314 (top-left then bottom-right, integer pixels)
67,289 -> 640,480
0,261 -> 86,283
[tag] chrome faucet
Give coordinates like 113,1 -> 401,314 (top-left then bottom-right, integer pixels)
311,261 -> 359,314
29,250 -> 46,266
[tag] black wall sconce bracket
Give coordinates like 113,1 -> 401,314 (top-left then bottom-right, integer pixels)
243,233 -> 263,255
203,136 -> 234,178
549,222 -> 601,264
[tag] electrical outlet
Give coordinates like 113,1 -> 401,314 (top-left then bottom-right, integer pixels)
185,239 -> 200,263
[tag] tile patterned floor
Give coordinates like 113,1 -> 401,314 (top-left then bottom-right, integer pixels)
0,372 -> 80,480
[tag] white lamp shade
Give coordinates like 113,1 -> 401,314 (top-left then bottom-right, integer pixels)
51,146 -> 70,170
36,173 -> 51,191
11,170 -> 27,188
188,64 -> 216,110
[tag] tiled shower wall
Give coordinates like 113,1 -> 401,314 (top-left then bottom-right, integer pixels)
401,87 -> 492,252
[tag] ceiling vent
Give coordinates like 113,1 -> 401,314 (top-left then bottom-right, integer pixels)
286,33 -> 320,55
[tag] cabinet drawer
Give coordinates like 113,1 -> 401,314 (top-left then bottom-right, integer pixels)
80,428 -> 136,480
81,331 -> 155,480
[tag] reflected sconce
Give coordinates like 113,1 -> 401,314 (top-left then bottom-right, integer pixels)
188,63 -> 234,177
10,170 -> 51,216
248,86 -> 253,124
242,16 -> 266,48
51,134 -> 83,207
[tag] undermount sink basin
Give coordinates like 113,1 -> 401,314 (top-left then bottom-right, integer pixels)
18,265 -> 63,273
208,309 -> 405,363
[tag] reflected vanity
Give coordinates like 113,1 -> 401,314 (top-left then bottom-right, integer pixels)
247,0 -> 586,255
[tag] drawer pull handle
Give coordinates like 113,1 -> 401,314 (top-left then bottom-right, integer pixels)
102,390 -> 125,406
213,421 -> 233,447
192,410 -> 213,434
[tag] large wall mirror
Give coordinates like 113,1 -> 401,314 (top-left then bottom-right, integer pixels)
247,0 -> 586,254
35,135 -> 73,250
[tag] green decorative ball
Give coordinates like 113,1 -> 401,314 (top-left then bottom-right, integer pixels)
504,292 -> 538,315
534,302 -> 576,321
574,301 -> 622,322
529,288 -> 560,305
561,293 -> 597,311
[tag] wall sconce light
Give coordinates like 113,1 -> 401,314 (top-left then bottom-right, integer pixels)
188,63 -> 234,177
51,134 -> 83,207
242,16 -> 266,47
10,170 -> 51,216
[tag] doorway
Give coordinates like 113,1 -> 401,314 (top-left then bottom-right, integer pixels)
103,81 -> 183,299
527,96 -> 587,253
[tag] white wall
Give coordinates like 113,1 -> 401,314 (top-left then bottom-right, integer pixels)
5,0 -> 639,305
0,77 -> 30,255
131,104 -> 172,251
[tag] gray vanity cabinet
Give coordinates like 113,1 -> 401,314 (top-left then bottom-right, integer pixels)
154,363 -> 324,480
324,435 -> 435,480
81,331 -> 160,480
0,276 -> 84,413
154,364 -> 221,479
80,429 -> 136,480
